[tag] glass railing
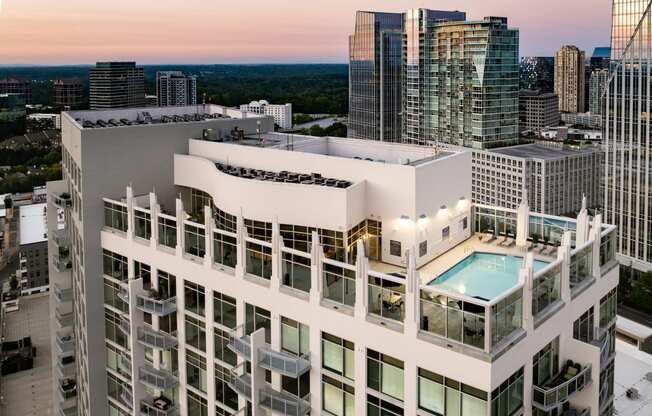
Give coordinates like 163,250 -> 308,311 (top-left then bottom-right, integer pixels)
227,325 -> 251,358
58,378 -> 77,401
53,192 -> 72,209
137,326 -> 178,350
259,388 -> 311,416
138,364 -> 178,390
55,308 -> 74,328
532,364 -> 592,411
116,286 -> 129,304
569,242 -> 593,292
600,228 -> 617,270
258,347 -> 311,378
322,259 -> 356,307
56,332 -> 74,354
136,291 -> 177,316
532,260 -> 562,317
54,284 -> 73,303
226,363 -> 252,399
368,271 -> 405,323
140,396 -> 179,416
104,199 -> 128,232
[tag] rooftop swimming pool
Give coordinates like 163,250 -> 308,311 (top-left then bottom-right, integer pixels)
428,252 -> 549,301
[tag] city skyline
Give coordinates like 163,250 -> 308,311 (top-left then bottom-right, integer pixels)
0,0 -> 612,65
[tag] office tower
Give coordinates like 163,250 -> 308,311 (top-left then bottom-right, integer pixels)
520,57 -> 555,92
472,143 -> 603,215
0,77 -> 32,103
156,71 -> 197,107
589,69 -> 609,116
53,78 -> 84,109
555,46 -> 586,113
604,1 -> 652,273
518,90 -> 560,132
348,11 -> 404,142
590,47 -> 612,71
240,100 -> 293,129
402,15 -> 519,148
610,0 -> 648,59
49,101 -> 618,416
89,62 -> 145,110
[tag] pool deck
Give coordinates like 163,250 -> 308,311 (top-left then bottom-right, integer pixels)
370,234 -> 558,287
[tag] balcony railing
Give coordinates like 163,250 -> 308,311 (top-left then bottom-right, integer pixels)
53,250 -> 72,272
120,387 -> 134,409
258,347 -> 311,378
136,291 -> 177,316
591,326 -> 614,367
226,364 -> 252,400
259,388 -> 311,416
53,229 -> 70,248
137,326 -> 178,350
138,364 -> 178,390
54,284 -> 73,303
59,406 -> 77,416
58,378 -> 77,401
55,308 -> 74,329
117,286 -> 129,304
118,315 -> 131,336
53,192 -> 72,208
227,325 -> 251,359
118,351 -> 132,374
532,364 -> 592,411
57,356 -> 75,378
140,396 -> 179,416
55,332 -> 74,354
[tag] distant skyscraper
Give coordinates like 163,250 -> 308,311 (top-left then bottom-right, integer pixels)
610,0 -> 648,59
0,77 -> 32,104
156,71 -> 197,107
89,62 -> 145,110
590,47 -> 612,70
589,69 -> 609,116
53,78 -> 84,109
348,11 -> 404,142
554,46 -> 586,113
520,57 -> 555,92
605,1 -> 652,272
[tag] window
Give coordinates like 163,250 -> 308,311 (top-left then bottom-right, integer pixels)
185,223 -> 206,258
104,309 -> 128,349
213,291 -> 237,329
245,304 -> 271,343
281,317 -> 309,356
367,349 -> 404,401
134,261 -> 151,291
214,232 -> 237,268
420,292 -> 486,349
322,375 -> 354,416
158,270 -> 176,299
244,219 -> 272,242
190,188 -> 212,222
491,289 -> 522,347
282,252 -> 311,292
134,209 -> 151,240
322,263 -> 356,306
103,250 -> 128,281
103,278 -> 128,313
533,338 -> 559,387
186,350 -> 207,393
214,207 -> 236,233
322,332 -> 354,380
185,281 -> 206,316
491,367 -> 524,416
214,328 -> 237,366
158,216 -> 177,248
104,201 -> 127,232
600,288 -> 617,328
573,307 -> 594,343
215,363 -> 238,411
367,394 -> 403,416
418,368 -> 488,416
185,315 -> 206,352
246,242 -> 272,279
368,275 -> 406,322
187,390 -> 208,416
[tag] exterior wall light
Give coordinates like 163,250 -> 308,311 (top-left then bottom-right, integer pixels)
417,214 -> 428,229
399,215 -> 411,229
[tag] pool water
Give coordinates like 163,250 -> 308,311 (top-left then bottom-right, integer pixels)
428,252 -> 549,301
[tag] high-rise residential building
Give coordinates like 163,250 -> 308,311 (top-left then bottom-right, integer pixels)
53,78 -> 84,109
239,100 -> 293,129
604,1 -> 652,272
156,71 -> 197,107
610,0 -> 648,59
348,11 -> 405,142
471,142 -> 603,215
520,57 -> 555,92
554,46 -> 586,113
0,77 -> 32,103
89,62 -> 145,110
17,203 -> 50,295
518,90 -> 560,132
589,69 -> 609,116
49,102 -> 618,416
402,14 -> 519,148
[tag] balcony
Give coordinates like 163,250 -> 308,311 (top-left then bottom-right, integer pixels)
532,362 -> 592,411
258,347 -> 311,378
591,327 -> 614,368
226,364 -> 252,400
58,378 -> 77,402
53,250 -> 72,272
138,364 -> 178,390
136,290 -> 177,316
53,229 -> 70,248
53,192 -> 72,209
120,387 -> 134,410
118,351 -> 132,374
117,286 -> 129,304
259,388 -> 311,416
59,406 -> 77,416
54,284 -> 73,303
55,308 -> 74,329
118,315 -> 131,336
227,325 -> 251,359
140,396 -> 179,416
57,355 -> 75,378
137,326 -> 178,350
55,332 -> 74,354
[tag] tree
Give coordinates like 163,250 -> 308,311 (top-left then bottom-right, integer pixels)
629,271 -> 652,315
9,274 -> 19,291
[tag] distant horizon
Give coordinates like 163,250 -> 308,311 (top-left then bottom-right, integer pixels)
0,0 -> 612,65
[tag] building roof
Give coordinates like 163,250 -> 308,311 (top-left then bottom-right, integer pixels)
19,203 -> 47,245
615,340 -> 652,415
490,143 -> 597,160
618,316 -> 652,341
592,46 -> 611,59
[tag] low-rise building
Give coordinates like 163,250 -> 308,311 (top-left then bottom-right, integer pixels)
240,99 -> 293,129
17,203 -> 49,295
519,89 -> 560,132
561,112 -> 603,129
472,142 -> 603,215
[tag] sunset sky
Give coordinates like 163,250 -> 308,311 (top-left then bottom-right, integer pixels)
0,0 -> 613,65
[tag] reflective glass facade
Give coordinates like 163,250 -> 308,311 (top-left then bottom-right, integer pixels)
611,0 -> 649,59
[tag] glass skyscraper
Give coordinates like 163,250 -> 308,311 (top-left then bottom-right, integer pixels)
348,11 -> 404,142
611,0 -> 648,59
604,0 -> 652,269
